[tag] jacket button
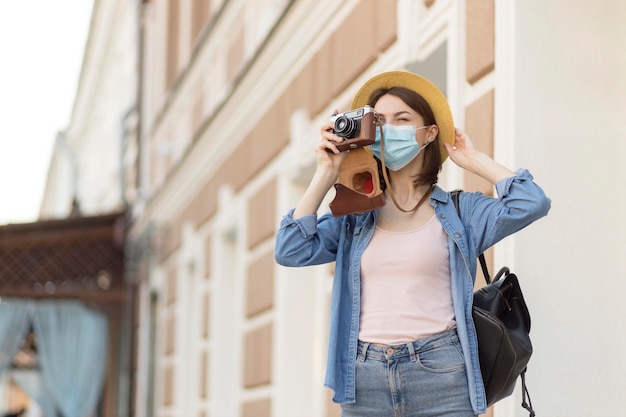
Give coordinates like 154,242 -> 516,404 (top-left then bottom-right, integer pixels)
455,233 -> 461,238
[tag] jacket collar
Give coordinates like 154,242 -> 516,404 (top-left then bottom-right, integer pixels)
430,184 -> 452,204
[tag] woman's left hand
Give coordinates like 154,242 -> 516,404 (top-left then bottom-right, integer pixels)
444,128 -> 515,184
444,128 -> 481,170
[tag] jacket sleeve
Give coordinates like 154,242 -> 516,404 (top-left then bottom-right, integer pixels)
274,209 -> 344,267
461,169 -> 551,254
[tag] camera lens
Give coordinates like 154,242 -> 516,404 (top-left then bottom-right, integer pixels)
334,116 -> 357,138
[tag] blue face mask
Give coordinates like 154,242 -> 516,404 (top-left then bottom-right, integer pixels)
370,124 -> 430,171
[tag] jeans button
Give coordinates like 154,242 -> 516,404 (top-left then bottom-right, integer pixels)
386,348 -> 394,355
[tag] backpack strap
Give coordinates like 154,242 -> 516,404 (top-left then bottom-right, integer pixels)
450,190 -> 491,284
521,370 -> 536,416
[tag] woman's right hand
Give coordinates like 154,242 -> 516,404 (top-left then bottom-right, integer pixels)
291,111 -> 349,219
316,112 -> 348,174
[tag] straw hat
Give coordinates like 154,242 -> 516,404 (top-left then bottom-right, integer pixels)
351,70 -> 455,161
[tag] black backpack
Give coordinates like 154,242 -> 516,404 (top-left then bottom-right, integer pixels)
451,190 -> 536,416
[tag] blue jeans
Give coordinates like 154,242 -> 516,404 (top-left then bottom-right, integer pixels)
341,330 -> 476,417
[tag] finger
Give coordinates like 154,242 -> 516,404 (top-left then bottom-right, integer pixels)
321,129 -> 345,145
317,139 -> 341,155
444,142 -> 456,153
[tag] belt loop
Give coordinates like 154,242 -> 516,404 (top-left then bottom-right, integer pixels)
359,342 -> 370,362
407,341 -> 417,362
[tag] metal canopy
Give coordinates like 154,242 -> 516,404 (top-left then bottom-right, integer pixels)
0,212 -> 127,304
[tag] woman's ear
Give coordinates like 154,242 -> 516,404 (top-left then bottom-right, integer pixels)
427,124 -> 439,141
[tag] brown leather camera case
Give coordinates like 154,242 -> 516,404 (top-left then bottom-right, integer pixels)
329,148 -> 385,216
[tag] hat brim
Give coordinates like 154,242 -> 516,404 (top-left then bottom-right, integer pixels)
351,71 -> 455,162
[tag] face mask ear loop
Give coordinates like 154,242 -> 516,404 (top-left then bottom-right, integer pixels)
377,121 -> 432,213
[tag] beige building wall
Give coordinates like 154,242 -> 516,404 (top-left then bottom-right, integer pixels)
129,1 -> 505,416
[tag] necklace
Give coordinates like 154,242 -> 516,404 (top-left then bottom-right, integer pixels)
385,181 -> 433,213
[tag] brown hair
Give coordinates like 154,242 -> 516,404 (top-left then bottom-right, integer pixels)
368,87 -> 443,186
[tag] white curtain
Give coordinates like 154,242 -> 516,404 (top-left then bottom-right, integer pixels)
31,300 -> 108,417
0,298 -> 33,377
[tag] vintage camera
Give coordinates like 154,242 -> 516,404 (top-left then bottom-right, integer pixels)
330,105 -> 377,152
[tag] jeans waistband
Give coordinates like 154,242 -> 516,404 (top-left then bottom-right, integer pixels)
357,329 -> 459,362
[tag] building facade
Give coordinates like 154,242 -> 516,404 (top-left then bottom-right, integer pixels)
39,0 -> 626,416
40,0 -> 139,219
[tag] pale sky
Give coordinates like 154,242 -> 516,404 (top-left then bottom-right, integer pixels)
0,1 -> 93,225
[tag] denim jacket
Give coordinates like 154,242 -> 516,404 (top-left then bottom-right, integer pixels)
274,169 -> 551,414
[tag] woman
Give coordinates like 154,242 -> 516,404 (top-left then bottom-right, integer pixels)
274,71 -> 550,416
